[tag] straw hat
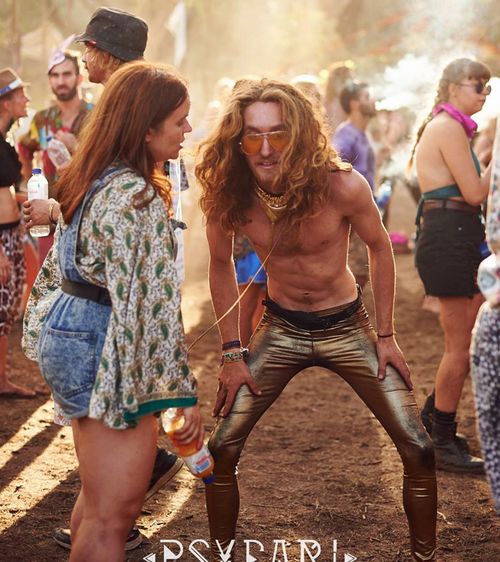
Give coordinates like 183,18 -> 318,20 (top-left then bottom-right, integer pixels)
0,68 -> 28,99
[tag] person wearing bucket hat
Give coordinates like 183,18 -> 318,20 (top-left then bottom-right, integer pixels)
24,8 -> 149,236
76,7 -> 148,84
22,7 -> 149,240
0,67 -> 35,399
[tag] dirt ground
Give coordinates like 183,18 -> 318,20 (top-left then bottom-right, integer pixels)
1,181 -> 499,562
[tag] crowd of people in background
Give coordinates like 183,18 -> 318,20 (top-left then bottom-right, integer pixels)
0,5 -> 498,562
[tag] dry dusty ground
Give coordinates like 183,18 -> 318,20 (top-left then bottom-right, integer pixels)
0,181 -> 499,562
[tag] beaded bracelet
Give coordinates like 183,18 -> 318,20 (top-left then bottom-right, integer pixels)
222,339 -> 241,351
221,348 -> 249,364
377,332 -> 396,338
48,201 -> 58,225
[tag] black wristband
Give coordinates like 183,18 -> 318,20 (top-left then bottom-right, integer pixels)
377,332 -> 395,338
222,339 -> 241,350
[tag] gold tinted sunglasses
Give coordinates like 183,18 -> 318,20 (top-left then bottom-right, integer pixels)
239,130 -> 291,155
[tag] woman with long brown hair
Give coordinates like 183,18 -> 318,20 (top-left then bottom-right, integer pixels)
412,58 -> 492,474
24,61 -> 203,562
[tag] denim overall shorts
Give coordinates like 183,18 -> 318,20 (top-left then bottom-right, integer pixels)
39,167 -> 126,419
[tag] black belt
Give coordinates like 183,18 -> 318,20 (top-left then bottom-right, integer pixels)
0,220 -> 21,231
263,289 -> 362,331
423,200 -> 481,213
61,279 -> 111,306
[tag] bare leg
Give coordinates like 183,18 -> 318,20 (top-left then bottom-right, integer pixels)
434,294 -> 483,412
430,294 -> 484,473
70,421 -> 83,537
70,491 -> 84,538
0,227 -> 33,397
69,415 -> 157,562
0,335 -> 35,397
22,239 -> 39,310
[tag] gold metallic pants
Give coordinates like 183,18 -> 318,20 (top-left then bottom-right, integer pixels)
206,303 -> 437,562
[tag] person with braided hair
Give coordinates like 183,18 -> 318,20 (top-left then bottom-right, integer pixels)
412,58 -> 493,474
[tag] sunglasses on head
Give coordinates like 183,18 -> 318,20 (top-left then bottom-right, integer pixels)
457,81 -> 492,94
239,130 -> 291,155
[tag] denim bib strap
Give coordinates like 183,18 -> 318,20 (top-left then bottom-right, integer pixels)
58,165 -> 132,285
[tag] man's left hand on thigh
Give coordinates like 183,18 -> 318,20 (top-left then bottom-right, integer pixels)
376,337 -> 412,390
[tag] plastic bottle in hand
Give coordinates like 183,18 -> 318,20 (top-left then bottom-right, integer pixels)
47,137 -> 71,168
162,408 -> 214,484
27,168 -> 50,237
478,253 -> 500,306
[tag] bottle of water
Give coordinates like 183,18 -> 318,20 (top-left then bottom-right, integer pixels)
46,137 -> 71,168
478,253 -> 500,307
375,179 -> 392,212
162,408 -> 214,484
27,169 -> 50,237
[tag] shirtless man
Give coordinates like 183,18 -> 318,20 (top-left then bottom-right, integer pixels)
196,78 -> 437,562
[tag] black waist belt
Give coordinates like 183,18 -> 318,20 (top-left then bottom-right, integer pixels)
61,279 -> 112,306
0,219 -> 21,231
263,289 -> 362,330
423,199 -> 481,214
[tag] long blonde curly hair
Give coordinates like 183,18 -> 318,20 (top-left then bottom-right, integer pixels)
196,78 -> 351,234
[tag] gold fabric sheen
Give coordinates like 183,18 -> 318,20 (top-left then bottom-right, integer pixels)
206,302 -> 437,562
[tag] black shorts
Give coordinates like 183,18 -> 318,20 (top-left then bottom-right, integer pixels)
415,207 -> 485,298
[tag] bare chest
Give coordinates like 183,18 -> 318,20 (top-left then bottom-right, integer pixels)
239,201 -> 348,257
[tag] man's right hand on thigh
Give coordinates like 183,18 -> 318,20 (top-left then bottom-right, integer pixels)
213,362 -> 261,418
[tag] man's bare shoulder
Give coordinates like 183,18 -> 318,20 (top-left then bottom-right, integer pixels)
328,168 -> 372,208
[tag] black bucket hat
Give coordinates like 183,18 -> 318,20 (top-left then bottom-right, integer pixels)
76,7 -> 148,61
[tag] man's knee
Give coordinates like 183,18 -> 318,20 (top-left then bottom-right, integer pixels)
401,433 -> 436,474
208,431 -> 244,476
